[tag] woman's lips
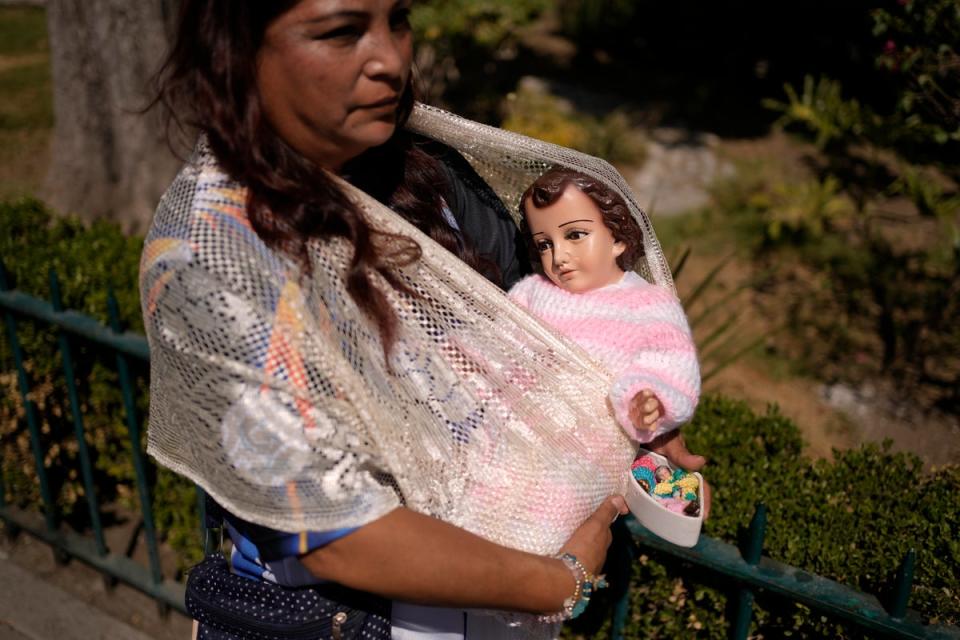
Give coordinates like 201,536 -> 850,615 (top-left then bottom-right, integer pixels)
357,95 -> 399,110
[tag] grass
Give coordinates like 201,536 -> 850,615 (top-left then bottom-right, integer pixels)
0,7 -> 47,57
0,61 -> 52,130
0,7 -> 52,200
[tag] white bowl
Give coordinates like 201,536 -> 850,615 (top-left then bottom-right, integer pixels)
624,448 -> 704,547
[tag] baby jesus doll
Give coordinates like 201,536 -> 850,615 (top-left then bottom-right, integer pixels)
508,166 -> 701,443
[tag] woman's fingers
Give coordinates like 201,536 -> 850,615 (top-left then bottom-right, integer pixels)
700,477 -> 712,520
650,430 -> 706,472
672,447 -> 706,472
561,496 -> 629,575
649,430 -> 711,520
604,495 -> 628,521
586,495 -> 628,527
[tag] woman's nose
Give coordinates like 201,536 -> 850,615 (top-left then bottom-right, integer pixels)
364,31 -> 409,82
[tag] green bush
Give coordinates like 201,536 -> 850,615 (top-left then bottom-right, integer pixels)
410,0 -> 550,117
0,196 -> 201,570
696,394 -> 960,631
759,38 -> 960,409
412,0 -> 549,50
554,0 -> 640,48
566,395 -> 960,638
705,130 -> 959,411
872,0 -> 960,148
765,0 -> 959,168
501,84 -> 647,166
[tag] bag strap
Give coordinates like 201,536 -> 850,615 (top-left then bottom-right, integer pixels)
203,492 -> 225,528
202,491 -> 225,555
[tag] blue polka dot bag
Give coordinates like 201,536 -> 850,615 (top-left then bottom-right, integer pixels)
186,552 -> 392,639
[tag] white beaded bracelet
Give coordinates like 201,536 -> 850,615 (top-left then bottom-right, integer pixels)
537,553 -> 608,623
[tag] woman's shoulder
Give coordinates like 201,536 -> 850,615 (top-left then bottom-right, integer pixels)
148,140 -> 237,241
141,142 -> 293,310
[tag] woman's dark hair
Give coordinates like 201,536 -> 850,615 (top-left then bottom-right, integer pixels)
152,0 -> 490,353
520,166 -> 643,271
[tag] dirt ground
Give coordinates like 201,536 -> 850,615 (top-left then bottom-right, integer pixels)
706,358 -> 960,467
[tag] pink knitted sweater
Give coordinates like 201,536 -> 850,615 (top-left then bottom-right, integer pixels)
508,271 -> 700,442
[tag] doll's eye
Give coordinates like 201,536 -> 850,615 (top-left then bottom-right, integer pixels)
566,230 -> 588,241
535,240 -> 552,253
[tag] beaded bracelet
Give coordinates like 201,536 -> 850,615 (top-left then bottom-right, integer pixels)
538,552 -> 609,623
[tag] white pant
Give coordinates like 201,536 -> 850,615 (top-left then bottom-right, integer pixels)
391,602 -> 546,639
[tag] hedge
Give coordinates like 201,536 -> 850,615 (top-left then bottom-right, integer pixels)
567,395 -> 959,638
0,196 -> 203,570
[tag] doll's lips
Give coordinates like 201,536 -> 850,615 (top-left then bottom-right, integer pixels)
558,269 -> 576,279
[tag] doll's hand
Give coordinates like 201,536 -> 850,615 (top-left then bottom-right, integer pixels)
649,430 -> 711,520
629,389 -> 662,431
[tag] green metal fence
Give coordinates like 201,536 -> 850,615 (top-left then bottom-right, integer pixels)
0,261 -> 185,614
0,260 -> 958,639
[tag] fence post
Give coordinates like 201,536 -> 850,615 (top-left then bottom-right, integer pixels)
731,502 -> 766,640
608,517 -> 638,640
49,269 -> 108,557
106,289 -> 164,603
0,260 -> 58,537
888,549 -> 916,619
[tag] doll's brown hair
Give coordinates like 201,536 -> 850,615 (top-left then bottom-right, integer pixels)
520,166 -> 644,270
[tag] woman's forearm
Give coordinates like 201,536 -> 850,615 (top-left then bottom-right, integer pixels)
298,506 -> 575,614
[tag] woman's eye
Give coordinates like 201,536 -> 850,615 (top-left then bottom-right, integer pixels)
315,25 -> 363,41
391,8 -> 412,30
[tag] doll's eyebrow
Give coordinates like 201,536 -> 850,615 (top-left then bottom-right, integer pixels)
558,219 -> 594,227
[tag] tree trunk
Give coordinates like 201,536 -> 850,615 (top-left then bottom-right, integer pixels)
43,0 -> 180,234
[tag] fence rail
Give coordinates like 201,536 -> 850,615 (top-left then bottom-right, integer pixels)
0,260 -> 957,639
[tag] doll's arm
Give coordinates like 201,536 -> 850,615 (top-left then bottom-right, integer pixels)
609,291 -> 700,442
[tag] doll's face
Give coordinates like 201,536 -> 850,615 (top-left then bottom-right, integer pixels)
523,185 -> 626,293
655,466 -> 672,483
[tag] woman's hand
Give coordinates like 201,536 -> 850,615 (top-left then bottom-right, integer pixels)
648,430 -> 712,519
559,495 -> 629,576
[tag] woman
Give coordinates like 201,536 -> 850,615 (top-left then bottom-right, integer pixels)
144,0 -> 709,637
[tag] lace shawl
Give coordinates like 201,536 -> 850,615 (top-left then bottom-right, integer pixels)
141,104 -> 673,558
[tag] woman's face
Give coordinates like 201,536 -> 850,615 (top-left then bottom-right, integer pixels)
524,185 -> 626,294
256,0 -> 413,171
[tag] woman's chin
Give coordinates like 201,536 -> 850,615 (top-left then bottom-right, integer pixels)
353,116 -> 399,149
